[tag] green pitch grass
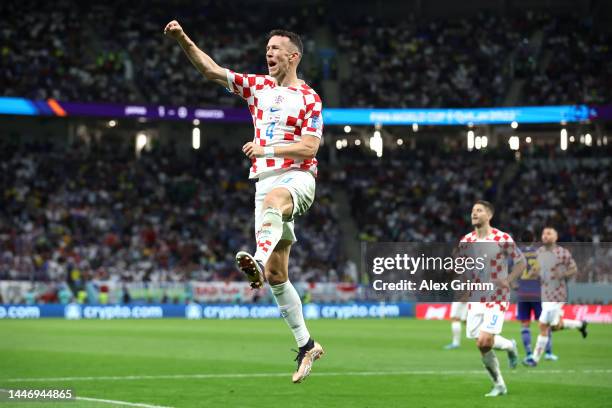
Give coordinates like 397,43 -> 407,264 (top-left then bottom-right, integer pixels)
1,318 -> 611,408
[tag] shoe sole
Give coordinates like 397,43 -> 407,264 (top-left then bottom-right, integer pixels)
235,251 -> 264,289
292,343 -> 325,384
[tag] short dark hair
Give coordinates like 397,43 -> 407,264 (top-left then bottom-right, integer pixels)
542,225 -> 558,233
267,29 -> 303,55
474,200 -> 495,216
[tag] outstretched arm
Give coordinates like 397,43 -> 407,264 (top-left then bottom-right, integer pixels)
164,20 -> 227,86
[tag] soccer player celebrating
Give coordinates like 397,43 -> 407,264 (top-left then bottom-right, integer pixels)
458,201 -> 524,397
165,21 -> 324,383
444,302 -> 467,350
524,226 -> 587,367
516,230 -> 556,363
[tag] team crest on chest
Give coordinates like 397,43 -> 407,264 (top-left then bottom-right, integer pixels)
274,95 -> 285,105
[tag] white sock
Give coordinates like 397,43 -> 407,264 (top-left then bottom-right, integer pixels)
533,335 -> 548,362
271,281 -> 310,347
493,335 -> 514,351
563,319 -> 582,329
254,208 -> 283,265
451,321 -> 461,346
482,350 -> 505,386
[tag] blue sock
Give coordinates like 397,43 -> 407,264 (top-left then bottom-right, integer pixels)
545,329 -> 553,354
521,327 -> 532,355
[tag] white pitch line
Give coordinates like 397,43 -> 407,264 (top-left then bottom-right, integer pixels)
3,369 -> 612,383
75,396 -> 174,408
0,389 -> 174,408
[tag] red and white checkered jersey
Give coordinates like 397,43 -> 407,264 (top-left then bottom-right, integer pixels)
459,228 -> 524,310
225,69 -> 323,179
537,245 -> 575,302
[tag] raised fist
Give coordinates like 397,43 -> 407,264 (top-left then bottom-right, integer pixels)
164,20 -> 184,40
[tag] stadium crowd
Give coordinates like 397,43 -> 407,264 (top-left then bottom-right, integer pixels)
343,148 -> 611,244
0,143 -> 343,292
341,147 -> 503,242
1,139 -> 609,290
0,0 -> 317,108
522,14 -> 612,105
2,1 -> 609,108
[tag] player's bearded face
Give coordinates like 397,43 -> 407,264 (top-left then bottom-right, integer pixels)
542,228 -> 557,244
471,205 -> 490,227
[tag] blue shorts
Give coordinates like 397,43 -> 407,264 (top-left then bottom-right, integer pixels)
517,301 -> 542,322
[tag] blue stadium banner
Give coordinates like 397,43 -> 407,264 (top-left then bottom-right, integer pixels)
0,302 -> 414,320
0,97 -> 594,125
323,105 -> 590,125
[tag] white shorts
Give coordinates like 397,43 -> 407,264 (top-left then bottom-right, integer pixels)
254,169 -> 316,243
450,302 -> 468,321
466,302 -> 505,339
539,302 -> 564,326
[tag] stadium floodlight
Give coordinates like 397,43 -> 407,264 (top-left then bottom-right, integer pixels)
192,127 -> 201,150
108,120 -> 116,127
604,136 -> 608,145
344,125 -> 351,133
585,133 -> 592,146
580,135 -> 585,144
136,133 -> 148,155
370,131 -> 383,157
511,121 -> 518,129
193,119 -> 200,126
475,136 -> 482,150
397,138 -> 403,145
412,123 -> 418,132
342,139 -> 348,147
560,129 -> 568,151
509,136 -> 520,151
481,136 -> 488,148
336,140 -> 343,150
355,139 -> 361,146
526,137 -> 532,144
570,135 -> 575,143
467,130 -> 475,151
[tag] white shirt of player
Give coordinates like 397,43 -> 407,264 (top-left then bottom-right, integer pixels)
537,245 -> 574,302
225,69 -> 323,179
459,228 -> 524,308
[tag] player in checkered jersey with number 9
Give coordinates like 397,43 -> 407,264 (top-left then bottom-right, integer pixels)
164,20 -> 324,383
458,200 -> 525,397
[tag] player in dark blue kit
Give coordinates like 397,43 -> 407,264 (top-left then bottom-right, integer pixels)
516,231 -> 556,363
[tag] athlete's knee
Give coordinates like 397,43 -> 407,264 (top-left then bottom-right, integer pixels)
477,336 -> 493,351
263,189 -> 287,208
477,343 -> 492,353
265,265 -> 288,286
263,189 -> 293,215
